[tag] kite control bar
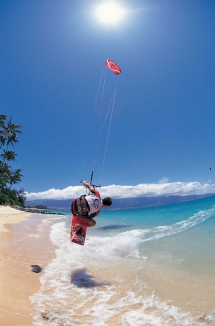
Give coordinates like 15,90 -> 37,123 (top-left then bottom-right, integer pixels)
90,171 -> 101,189
91,183 -> 101,189
80,178 -> 101,189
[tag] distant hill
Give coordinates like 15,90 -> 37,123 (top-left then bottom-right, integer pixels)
26,193 -> 215,210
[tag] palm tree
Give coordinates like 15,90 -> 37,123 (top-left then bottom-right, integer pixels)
0,115 -> 7,127
5,116 -> 22,148
1,149 -> 17,162
0,115 -> 24,206
0,115 -> 8,148
0,162 -> 11,188
9,169 -> 23,188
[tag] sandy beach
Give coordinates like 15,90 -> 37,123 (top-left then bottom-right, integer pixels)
0,206 -> 55,326
0,206 -> 31,233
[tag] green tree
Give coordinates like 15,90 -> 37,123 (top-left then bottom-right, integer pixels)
0,115 -> 25,206
0,115 -> 8,147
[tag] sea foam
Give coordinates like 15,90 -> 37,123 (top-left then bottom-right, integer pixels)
30,211 -> 215,326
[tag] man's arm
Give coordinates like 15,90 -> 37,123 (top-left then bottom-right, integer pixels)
82,181 -> 95,192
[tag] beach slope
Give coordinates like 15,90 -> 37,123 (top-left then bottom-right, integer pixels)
0,206 -> 40,326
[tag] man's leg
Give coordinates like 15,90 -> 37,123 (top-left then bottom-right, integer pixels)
74,215 -> 96,230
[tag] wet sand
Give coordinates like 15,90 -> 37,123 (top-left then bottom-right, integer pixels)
0,206 -> 55,326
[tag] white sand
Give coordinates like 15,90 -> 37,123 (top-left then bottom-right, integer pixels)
0,205 -> 31,233
0,205 -> 48,325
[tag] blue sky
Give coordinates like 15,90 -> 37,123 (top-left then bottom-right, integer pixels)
1,0 -> 215,199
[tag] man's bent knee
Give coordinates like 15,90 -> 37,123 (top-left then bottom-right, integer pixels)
89,219 -> 96,227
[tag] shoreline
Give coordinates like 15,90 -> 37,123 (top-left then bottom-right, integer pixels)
0,206 -> 56,326
0,205 -> 32,233
1,204 -> 214,324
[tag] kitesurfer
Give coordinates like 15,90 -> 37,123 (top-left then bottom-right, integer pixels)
71,181 -> 112,235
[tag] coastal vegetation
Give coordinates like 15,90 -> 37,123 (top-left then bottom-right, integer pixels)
0,115 -> 26,206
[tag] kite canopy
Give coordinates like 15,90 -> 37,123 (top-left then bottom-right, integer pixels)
105,59 -> 121,75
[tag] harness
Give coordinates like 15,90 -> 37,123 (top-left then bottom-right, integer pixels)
71,195 -> 89,217
71,194 -> 99,219
76,195 -> 90,215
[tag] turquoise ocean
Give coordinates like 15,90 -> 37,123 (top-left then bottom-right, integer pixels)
29,196 -> 215,325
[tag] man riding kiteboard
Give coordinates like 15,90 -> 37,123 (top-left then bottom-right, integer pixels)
71,181 -> 112,239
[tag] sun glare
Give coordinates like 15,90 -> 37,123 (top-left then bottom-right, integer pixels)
96,2 -> 125,25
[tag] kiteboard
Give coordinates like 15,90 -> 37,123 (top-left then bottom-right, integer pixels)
70,215 -> 87,246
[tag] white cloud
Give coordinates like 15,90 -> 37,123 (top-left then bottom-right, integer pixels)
25,181 -> 215,200
158,177 -> 169,184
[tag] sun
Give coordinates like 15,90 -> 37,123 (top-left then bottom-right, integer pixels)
96,2 -> 125,25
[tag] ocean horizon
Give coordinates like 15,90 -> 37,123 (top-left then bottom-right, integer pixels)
26,193 -> 215,211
